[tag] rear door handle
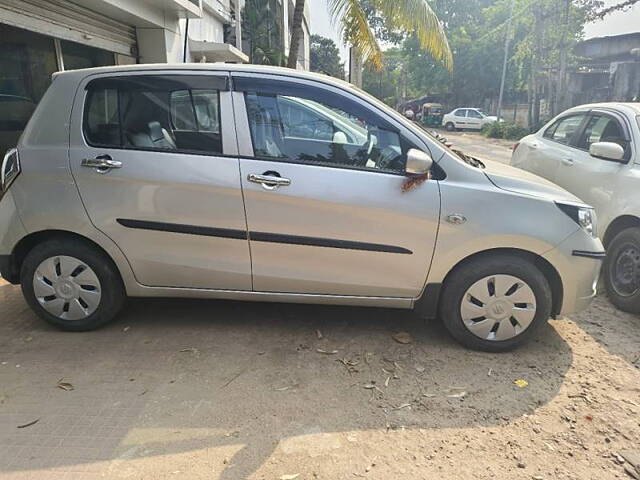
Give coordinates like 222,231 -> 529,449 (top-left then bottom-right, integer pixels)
81,155 -> 122,172
561,158 -> 574,166
248,173 -> 291,190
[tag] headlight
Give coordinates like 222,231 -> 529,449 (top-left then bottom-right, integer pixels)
556,202 -> 597,238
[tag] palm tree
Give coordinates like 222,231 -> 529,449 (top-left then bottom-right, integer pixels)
287,0 -> 307,69
287,0 -> 453,74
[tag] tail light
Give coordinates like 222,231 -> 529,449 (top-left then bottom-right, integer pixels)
1,148 -> 20,193
512,142 -> 520,152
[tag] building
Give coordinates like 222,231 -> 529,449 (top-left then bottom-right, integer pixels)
0,0 -> 310,155
567,32 -> 640,106
240,0 -> 310,70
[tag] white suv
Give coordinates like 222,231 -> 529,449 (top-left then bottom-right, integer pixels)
0,64 -> 603,351
442,108 -> 498,131
512,103 -> 640,312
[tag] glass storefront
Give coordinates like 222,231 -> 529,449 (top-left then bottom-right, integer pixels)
0,24 -> 117,155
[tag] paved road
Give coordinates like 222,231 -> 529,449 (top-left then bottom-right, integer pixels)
438,130 -> 516,165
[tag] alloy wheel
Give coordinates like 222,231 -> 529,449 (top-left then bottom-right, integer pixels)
32,255 -> 102,320
460,274 -> 536,341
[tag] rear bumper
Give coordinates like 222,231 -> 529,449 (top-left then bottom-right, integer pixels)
0,190 -> 27,283
0,254 -> 18,284
544,230 -> 604,316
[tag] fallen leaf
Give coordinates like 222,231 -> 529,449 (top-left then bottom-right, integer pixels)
57,379 -> 74,391
415,366 -> 425,373
316,329 -> 323,339
363,384 -> 377,389
384,376 -> 390,387
392,332 -> 412,344
24,336 -> 33,342
123,326 -> 130,332
395,403 -> 412,410
316,348 -> 338,355
487,368 -> 493,376
17,418 -> 39,429
514,379 -> 529,388
279,475 -> 300,480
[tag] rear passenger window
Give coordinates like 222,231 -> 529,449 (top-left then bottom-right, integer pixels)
84,76 -> 224,155
543,115 -> 584,145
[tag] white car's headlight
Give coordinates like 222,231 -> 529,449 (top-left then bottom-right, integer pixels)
556,202 -> 597,238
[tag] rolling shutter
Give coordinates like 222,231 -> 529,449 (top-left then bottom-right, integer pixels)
0,0 -> 137,56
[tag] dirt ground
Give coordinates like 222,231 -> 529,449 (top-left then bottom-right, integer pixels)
0,275 -> 639,480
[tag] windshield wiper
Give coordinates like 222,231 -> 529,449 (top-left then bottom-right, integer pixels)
452,148 -> 485,169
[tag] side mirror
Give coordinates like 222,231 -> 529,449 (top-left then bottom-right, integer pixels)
589,142 -> 625,162
406,148 -> 433,175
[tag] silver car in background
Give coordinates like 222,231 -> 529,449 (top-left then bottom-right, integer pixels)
0,64 -> 603,351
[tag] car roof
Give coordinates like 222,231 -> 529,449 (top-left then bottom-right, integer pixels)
564,102 -> 640,116
53,63 -> 358,92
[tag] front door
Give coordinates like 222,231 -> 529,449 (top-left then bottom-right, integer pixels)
69,73 -> 251,290
466,109 -> 484,130
554,110 -> 632,228
232,75 -> 440,298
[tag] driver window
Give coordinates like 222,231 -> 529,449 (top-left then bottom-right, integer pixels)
576,115 -> 627,152
244,91 -> 407,173
468,110 -> 482,119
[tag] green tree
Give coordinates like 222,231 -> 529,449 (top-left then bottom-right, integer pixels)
288,0 -> 453,72
310,35 -> 345,79
241,0 -> 286,66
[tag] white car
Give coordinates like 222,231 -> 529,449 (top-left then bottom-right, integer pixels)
442,108 -> 498,131
512,102 -> 640,313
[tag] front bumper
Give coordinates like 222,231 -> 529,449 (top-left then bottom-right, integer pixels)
543,229 -> 604,316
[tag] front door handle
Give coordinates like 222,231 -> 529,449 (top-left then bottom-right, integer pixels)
248,173 -> 291,190
81,155 -> 122,173
561,158 -> 574,166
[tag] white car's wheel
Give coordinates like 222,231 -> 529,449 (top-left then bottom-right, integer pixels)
445,122 -> 456,132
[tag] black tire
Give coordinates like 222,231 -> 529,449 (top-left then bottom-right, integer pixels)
604,227 -> 640,313
445,122 -> 456,132
21,237 -> 125,331
440,254 -> 552,352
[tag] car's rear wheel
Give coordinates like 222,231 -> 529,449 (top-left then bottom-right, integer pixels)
445,122 -> 456,132
440,254 -> 552,352
21,237 -> 125,331
604,227 -> 640,313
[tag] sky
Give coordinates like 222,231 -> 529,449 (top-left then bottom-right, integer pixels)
584,0 -> 640,38
309,0 -> 640,64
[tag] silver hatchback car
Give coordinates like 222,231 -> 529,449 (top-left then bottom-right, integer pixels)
0,64 -> 603,351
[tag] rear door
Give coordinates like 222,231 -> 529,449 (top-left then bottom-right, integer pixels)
69,72 -> 251,290
232,74 -> 440,298
528,113 -> 588,182
453,109 -> 468,128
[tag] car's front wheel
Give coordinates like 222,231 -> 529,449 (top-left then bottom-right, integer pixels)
440,254 -> 552,352
444,122 -> 456,132
21,237 -> 125,331
604,227 -> 640,313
